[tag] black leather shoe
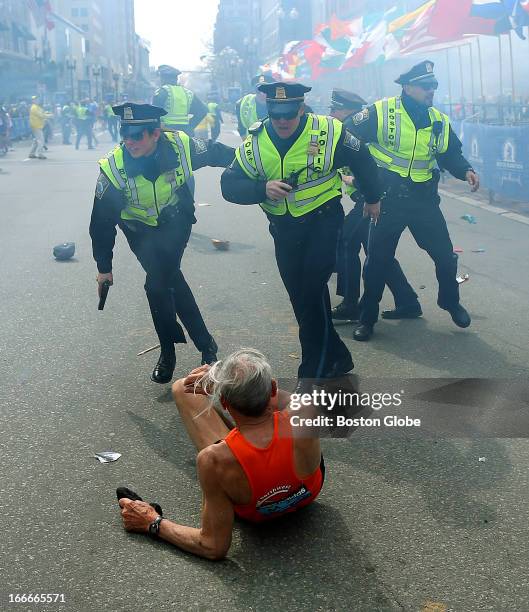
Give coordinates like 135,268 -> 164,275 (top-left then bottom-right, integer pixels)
201,339 -> 218,365
448,304 -> 471,328
324,355 -> 354,378
332,302 -> 360,324
381,304 -> 423,319
353,323 -> 374,342
151,350 -> 176,384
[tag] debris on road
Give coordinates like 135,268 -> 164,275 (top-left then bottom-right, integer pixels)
212,239 -> 230,251
472,248 -> 485,253
461,214 -> 477,224
53,242 -> 75,260
453,247 -> 464,253
288,353 -> 299,359
197,202 -> 212,207
478,457 -> 486,462
137,343 -> 161,356
419,285 -> 426,289
456,274 -> 470,284
94,451 -> 121,463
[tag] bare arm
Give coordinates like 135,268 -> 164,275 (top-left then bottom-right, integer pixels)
118,448 -> 233,560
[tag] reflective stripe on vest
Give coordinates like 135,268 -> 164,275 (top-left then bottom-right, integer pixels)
368,96 -> 450,182
239,94 -> 258,131
161,85 -> 193,126
98,132 -> 193,227
234,114 -> 343,217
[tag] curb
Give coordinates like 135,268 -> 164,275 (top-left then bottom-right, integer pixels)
439,188 -> 529,227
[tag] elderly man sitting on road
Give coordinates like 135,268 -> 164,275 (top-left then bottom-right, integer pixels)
118,348 -> 325,560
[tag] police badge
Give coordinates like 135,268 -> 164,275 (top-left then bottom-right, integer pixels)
353,107 -> 369,124
95,174 -> 110,199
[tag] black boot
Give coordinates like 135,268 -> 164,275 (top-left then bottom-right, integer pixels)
447,304 -> 471,328
353,323 -> 374,342
201,338 -> 218,365
331,301 -> 360,324
381,303 -> 423,319
151,346 -> 176,384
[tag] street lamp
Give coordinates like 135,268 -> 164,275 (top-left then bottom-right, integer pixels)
92,65 -> 101,102
66,57 -> 77,100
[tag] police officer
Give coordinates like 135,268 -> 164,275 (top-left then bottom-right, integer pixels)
235,74 -> 273,139
221,82 -> 382,380
89,103 -> 235,383
329,88 -> 421,324
350,61 -> 479,341
152,65 -> 208,137
207,94 -> 222,142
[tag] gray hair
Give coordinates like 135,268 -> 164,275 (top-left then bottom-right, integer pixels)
200,348 -> 273,417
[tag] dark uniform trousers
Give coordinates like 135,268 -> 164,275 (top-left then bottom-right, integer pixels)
336,199 -> 418,309
268,202 -> 352,379
123,208 -> 212,351
361,188 -> 459,326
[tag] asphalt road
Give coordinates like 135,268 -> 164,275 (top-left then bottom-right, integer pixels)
0,121 -> 528,612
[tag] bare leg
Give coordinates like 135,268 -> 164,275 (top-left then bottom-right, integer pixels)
172,379 -> 231,452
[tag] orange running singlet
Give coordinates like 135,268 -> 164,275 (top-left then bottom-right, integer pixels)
224,410 -> 324,522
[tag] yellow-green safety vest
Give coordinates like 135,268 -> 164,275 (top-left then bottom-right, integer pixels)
98,132 -> 193,227
207,102 -> 218,123
235,114 -> 343,217
368,96 -> 449,182
161,84 -> 193,127
239,94 -> 258,131
76,106 -> 88,120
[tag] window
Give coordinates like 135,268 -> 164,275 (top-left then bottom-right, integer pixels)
80,8 -> 88,17
72,8 -> 78,16
81,24 -> 89,32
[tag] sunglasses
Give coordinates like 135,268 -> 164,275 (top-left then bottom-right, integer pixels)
417,82 -> 438,91
269,110 -> 299,120
120,129 -> 146,141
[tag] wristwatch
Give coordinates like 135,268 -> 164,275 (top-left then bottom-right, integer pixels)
148,515 -> 163,537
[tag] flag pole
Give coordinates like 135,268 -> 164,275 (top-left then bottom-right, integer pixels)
458,45 -> 465,102
468,42 -> 475,104
508,31 -> 515,103
498,35 -> 503,98
446,48 -> 453,115
477,37 -> 484,100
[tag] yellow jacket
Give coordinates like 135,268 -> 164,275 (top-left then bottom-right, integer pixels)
30,103 -> 48,130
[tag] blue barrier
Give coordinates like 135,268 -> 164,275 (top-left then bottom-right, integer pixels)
454,120 -> 529,202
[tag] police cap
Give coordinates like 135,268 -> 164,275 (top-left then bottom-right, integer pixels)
157,64 -> 181,77
258,81 -> 312,118
113,103 -> 166,136
395,60 -> 438,86
330,88 -> 367,112
251,73 -> 274,87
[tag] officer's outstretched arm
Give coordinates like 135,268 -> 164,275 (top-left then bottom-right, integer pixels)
189,138 -> 235,170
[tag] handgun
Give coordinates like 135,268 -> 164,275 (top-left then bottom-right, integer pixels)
98,280 -> 111,311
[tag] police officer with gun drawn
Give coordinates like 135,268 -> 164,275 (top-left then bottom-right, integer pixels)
89,103 -> 235,384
